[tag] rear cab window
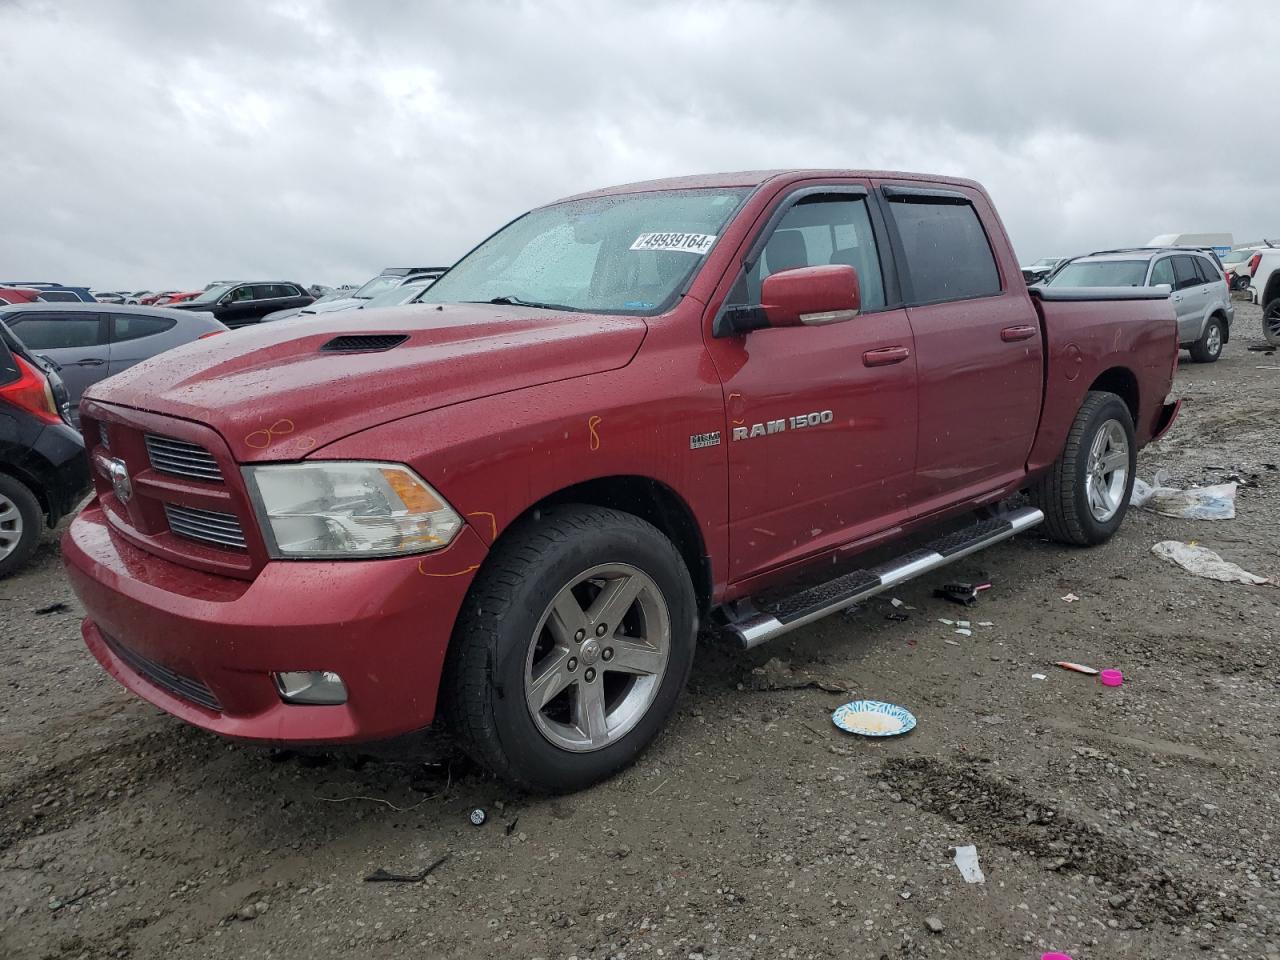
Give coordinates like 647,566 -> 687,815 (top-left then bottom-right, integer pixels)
1049,260 -> 1148,287
883,189 -> 1001,303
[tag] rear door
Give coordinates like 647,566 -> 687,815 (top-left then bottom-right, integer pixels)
217,284 -> 262,328
3,311 -> 107,420
107,313 -> 178,375
704,181 -> 919,580
1170,255 -> 1207,342
877,182 -> 1044,512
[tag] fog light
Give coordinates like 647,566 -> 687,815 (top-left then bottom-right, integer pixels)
273,670 -> 348,705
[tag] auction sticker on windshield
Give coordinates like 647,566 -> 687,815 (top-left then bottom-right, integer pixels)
630,232 -> 718,254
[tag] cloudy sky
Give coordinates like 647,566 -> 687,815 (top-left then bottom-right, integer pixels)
1,0 -> 1273,290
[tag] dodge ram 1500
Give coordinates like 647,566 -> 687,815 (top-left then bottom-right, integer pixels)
64,170 -> 1180,792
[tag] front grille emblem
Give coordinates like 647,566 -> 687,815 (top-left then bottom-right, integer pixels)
108,458 -> 133,504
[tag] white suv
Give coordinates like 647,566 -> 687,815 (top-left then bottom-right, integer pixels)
1048,247 -> 1234,362
1249,248 -> 1280,344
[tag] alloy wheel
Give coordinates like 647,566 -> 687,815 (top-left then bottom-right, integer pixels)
1085,420 -> 1129,523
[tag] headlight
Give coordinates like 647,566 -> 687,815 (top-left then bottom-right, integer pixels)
243,462 -> 462,558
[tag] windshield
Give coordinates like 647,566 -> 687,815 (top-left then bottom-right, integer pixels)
422,188 -> 750,314
1032,258 -> 1059,268
190,282 -> 235,304
1048,260 -> 1148,287
353,275 -> 404,300
1221,248 -> 1252,264
365,281 -> 432,308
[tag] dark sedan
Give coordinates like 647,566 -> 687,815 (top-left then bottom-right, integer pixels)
168,281 -> 314,328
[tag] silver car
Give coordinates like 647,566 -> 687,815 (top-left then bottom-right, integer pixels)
1047,247 -> 1233,362
0,302 -> 227,425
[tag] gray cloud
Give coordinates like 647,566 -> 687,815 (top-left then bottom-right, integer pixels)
1,0 -> 1274,290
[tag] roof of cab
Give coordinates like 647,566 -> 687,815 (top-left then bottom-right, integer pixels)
553,169 -> 984,204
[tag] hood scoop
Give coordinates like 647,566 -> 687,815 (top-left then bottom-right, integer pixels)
320,334 -> 409,353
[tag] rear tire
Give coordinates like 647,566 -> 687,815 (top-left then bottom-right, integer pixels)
1030,391 -> 1136,546
1231,275 -> 1250,292
1188,316 -> 1225,363
0,475 -> 44,578
1264,299 -> 1280,347
442,505 -> 696,793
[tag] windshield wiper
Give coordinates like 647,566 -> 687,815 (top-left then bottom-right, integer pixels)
473,295 -> 573,311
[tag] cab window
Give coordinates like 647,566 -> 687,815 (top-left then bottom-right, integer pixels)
7,314 -> 103,350
729,195 -> 886,311
887,195 -> 1000,303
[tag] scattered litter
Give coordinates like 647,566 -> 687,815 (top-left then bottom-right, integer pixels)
977,620 -> 994,627
1246,344 -> 1276,353
956,620 -> 970,628
943,638 -> 960,646
954,628 -> 972,637
1131,475 -> 1237,520
363,854 -> 450,883
1031,673 -> 1048,681
886,611 -> 910,622
938,618 -> 956,626
1054,661 -> 1098,675
1099,668 -> 1124,688
33,602 -> 68,615
468,807 -> 487,826
1151,540 -> 1272,585
1041,953 -> 1075,960
748,657 -> 848,693
504,817 -> 520,836
952,844 -> 985,883
832,700 -> 916,737
1060,593 -> 1079,603
934,581 -> 989,606
890,597 -> 905,608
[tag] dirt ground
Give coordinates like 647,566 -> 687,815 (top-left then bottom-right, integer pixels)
3,301 -> 1278,960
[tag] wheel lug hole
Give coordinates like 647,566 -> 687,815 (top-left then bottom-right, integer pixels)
584,668 -> 596,682
567,657 -> 577,671
574,629 -> 585,643
602,648 -> 613,662
595,624 -> 607,637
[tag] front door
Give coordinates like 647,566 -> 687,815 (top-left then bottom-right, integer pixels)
703,184 -> 918,581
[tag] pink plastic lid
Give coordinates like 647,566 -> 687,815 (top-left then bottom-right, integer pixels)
1042,954 -> 1074,960
1099,669 -> 1123,687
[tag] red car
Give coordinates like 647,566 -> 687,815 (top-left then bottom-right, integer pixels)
64,169 -> 1179,792
0,287 -> 43,305
153,290 -> 201,306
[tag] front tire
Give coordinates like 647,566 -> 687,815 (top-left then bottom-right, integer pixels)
442,505 -> 696,793
1189,316 -> 1225,363
0,475 -> 44,578
1030,391 -> 1136,546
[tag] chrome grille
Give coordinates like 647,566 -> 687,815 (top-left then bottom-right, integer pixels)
163,503 -> 247,550
104,633 -> 221,711
145,434 -> 223,482
98,421 -> 110,449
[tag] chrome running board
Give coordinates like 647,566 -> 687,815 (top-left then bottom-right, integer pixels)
726,506 -> 1043,649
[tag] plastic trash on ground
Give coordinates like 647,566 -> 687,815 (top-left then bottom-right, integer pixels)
952,844 -> 985,883
1151,541 -> 1271,585
1131,472 -> 1237,520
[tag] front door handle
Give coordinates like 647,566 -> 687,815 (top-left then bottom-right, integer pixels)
862,345 -> 911,367
70,358 -> 106,366
1000,325 -> 1038,343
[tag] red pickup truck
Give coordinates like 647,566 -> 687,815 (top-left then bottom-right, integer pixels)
63,170 -> 1179,792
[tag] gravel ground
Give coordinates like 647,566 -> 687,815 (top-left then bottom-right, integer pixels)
2,301 -> 1278,960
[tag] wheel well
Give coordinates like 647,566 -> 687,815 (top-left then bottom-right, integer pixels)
1264,273 -> 1280,309
1088,367 -> 1139,424
1210,309 -> 1230,343
0,463 -> 50,523
528,476 -> 711,616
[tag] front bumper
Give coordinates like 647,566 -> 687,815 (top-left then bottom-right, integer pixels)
63,503 -> 488,743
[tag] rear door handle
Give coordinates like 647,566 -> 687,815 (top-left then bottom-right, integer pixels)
862,345 -> 911,367
1000,325 -> 1037,342
70,358 -> 105,366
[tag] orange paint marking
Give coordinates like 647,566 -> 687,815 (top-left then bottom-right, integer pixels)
467,511 -> 498,541
588,416 -> 602,451
417,561 -> 480,578
245,418 -> 296,449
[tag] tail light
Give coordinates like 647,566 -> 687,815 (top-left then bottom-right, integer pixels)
1249,253 -> 1262,277
0,355 -> 62,425
1224,271 -> 1230,286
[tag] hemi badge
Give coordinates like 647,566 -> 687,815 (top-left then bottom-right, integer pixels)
689,431 -> 721,450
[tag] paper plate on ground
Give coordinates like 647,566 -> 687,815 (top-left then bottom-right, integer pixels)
832,700 -> 916,737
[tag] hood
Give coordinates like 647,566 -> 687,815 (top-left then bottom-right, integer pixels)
85,303 -> 648,461
297,296 -> 365,315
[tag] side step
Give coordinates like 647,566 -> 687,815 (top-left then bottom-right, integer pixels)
726,506 -> 1043,649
